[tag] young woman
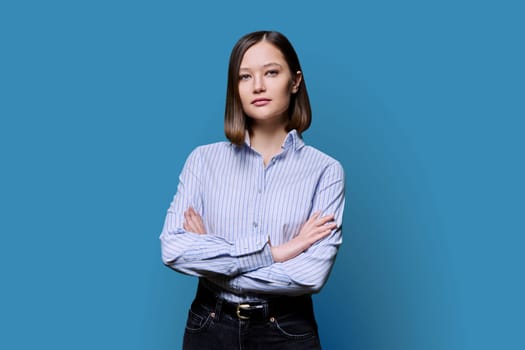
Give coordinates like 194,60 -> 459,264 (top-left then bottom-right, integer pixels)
160,30 -> 345,349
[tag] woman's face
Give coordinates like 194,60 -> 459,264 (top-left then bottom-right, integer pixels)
238,41 -> 301,126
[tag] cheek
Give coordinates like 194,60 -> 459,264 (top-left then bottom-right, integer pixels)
275,80 -> 293,98
238,86 -> 251,106
276,87 -> 292,107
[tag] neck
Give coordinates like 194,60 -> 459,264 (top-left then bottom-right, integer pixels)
249,121 -> 288,165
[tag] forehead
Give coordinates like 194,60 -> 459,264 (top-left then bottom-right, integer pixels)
240,41 -> 287,69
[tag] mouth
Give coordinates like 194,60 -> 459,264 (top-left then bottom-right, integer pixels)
251,98 -> 271,106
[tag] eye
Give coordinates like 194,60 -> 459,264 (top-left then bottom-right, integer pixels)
239,74 -> 251,81
266,70 -> 279,77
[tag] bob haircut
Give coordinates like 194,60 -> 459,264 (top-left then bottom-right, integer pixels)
224,31 -> 312,146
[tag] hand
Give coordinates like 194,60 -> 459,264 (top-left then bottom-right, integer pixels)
296,211 -> 336,246
183,207 -> 206,234
271,211 -> 336,262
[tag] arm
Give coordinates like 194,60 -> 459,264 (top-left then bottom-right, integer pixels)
184,208 -> 336,263
270,211 -> 337,263
222,161 -> 345,296
159,147 -> 274,278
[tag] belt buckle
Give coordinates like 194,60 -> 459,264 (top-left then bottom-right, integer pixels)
236,304 -> 251,320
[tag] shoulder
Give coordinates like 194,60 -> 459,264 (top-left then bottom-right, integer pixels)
180,142 -> 233,174
299,146 -> 345,194
183,141 -> 242,167
187,141 -> 233,159
299,145 -> 344,175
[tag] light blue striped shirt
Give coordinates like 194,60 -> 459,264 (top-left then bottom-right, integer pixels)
160,129 -> 345,302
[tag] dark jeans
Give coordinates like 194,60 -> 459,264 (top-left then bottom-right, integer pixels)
182,286 -> 322,349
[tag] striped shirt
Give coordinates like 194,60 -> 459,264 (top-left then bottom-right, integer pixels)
160,129 -> 345,303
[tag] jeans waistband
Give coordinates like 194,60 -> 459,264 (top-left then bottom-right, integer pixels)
194,281 -> 313,322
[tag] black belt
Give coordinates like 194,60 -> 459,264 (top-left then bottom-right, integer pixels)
194,282 -> 313,322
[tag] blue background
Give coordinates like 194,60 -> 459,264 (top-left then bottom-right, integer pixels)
1,0 -> 523,349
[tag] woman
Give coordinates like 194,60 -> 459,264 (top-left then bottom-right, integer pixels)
160,30 -> 345,349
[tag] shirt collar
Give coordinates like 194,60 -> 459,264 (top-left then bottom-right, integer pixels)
244,130 -> 252,147
244,129 -> 305,152
282,129 -> 305,151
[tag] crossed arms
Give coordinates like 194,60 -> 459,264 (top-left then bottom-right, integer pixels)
160,148 -> 345,296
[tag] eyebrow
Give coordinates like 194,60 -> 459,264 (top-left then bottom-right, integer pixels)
239,62 -> 283,71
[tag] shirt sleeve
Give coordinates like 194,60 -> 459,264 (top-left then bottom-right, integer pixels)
159,147 -> 274,277
221,161 -> 345,296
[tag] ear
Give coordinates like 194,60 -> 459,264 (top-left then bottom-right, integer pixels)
291,71 -> 303,94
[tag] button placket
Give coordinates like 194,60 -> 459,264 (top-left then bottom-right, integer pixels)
252,156 -> 265,234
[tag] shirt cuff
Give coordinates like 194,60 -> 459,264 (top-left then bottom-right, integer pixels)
233,236 -> 274,274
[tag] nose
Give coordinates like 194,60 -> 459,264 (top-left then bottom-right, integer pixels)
253,75 -> 265,93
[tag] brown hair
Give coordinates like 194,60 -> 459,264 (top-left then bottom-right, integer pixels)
224,31 -> 312,145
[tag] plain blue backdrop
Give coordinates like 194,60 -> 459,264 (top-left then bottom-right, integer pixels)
1,0 -> 523,349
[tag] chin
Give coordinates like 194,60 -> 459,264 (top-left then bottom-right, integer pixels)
246,110 -> 288,123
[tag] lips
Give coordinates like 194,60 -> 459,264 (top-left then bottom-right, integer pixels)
251,98 -> 271,106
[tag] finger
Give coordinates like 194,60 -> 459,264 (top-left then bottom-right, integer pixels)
323,223 -> 337,233
185,207 -> 197,222
196,220 -> 206,234
314,222 -> 336,235
309,211 -> 321,220
183,216 -> 191,229
184,219 -> 196,232
189,207 -> 203,222
189,214 -> 206,234
317,227 -> 335,240
186,214 -> 199,229
317,214 -> 335,226
320,213 -> 335,220
190,212 -> 205,232
305,212 -> 321,226
187,208 -> 197,220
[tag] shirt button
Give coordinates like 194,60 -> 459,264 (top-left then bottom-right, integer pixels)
253,222 -> 258,228
258,188 -> 262,193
